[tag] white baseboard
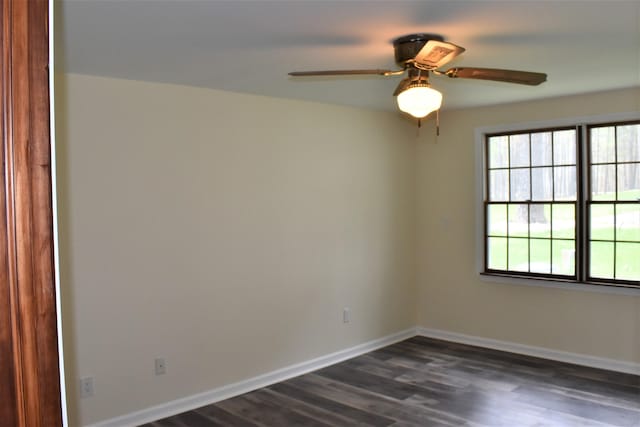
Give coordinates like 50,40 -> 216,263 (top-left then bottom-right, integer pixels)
88,326 -> 639,427
87,327 -> 417,427
417,327 -> 640,376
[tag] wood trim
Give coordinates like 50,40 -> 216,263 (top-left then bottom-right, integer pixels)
0,2 -> 20,423
1,0 -> 63,425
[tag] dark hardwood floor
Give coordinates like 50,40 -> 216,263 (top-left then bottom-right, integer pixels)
142,336 -> 640,427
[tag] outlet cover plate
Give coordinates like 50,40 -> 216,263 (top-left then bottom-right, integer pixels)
155,358 -> 166,375
80,377 -> 94,398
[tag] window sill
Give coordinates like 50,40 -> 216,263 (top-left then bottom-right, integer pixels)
479,272 -> 640,296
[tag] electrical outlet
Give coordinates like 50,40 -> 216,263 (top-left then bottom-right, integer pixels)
155,357 -> 166,375
343,307 -> 351,323
80,377 -> 94,398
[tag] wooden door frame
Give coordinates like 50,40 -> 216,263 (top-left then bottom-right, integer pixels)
1,0 -> 63,425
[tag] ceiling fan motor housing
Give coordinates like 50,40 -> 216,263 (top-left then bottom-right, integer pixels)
393,34 -> 444,66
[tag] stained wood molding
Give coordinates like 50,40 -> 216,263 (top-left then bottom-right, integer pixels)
1,0 -> 63,425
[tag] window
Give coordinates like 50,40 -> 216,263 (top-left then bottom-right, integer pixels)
483,120 -> 640,288
587,123 -> 640,283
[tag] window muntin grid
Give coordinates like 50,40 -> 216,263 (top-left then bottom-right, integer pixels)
484,120 -> 640,288
587,122 -> 640,283
485,128 -> 578,278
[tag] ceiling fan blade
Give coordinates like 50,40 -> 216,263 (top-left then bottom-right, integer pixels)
443,67 -> 547,85
288,69 -> 403,77
414,40 -> 465,69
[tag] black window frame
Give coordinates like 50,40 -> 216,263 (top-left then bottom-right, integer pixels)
482,120 -> 640,289
585,120 -> 640,287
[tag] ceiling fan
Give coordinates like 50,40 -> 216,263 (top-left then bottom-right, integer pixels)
289,34 -> 547,120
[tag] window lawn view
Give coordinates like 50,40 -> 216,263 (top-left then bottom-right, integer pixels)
484,121 -> 640,288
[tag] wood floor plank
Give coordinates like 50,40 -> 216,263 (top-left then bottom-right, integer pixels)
251,388 -> 363,426
339,354 -> 411,380
143,337 -> 640,427
215,391 -> 332,427
514,385 -> 640,427
289,374 -> 474,427
175,411 -> 222,426
315,364 -> 424,400
267,381 -> 396,426
194,403 -> 260,426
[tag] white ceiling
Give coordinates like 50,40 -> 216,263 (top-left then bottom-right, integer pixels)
58,0 -> 640,112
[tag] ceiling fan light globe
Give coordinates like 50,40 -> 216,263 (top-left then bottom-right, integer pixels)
397,86 -> 442,118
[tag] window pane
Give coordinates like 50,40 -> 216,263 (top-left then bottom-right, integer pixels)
590,241 -> 614,279
487,237 -> 507,270
508,238 -> 529,272
617,204 -> 640,242
554,166 -> 576,200
616,242 -> 640,281
510,134 -> 530,167
616,124 -> 640,162
510,169 -> 530,201
485,122 -> 638,286
590,204 -> 614,241
553,130 -> 576,165
552,204 -> 575,239
591,126 -> 616,164
530,204 -> 551,238
489,136 -> 509,168
487,204 -> 507,236
591,164 -> 616,200
508,204 -> 529,237
531,132 -> 552,166
531,167 -> 553,201
551,239 -> 575,276
530,239 -> 551,274
617,163 -> 640,200
489,169 -> 509,201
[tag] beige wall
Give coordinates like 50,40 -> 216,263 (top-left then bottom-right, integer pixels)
57,73 -> 639,425
56,74 -> 417,425
415,88 -> 640,363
